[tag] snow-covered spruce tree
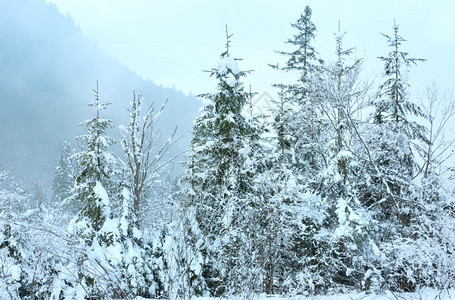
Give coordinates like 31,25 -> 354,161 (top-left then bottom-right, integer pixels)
370,20 -> 426,195
270,8 -> 369,294
374,21 -> 426,133
58,82 -> 121,298
182,27 -> 258,296
69,82 -> 118,244
270,5 -> 322,99
366,21 -> 425,292
270,5 -> 325,180
267,10 -> 339,293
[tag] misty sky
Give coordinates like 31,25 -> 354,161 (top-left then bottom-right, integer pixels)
46,0 -> 455,102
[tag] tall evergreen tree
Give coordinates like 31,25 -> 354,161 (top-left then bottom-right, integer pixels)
182,27 -> 258,296
69,82 -> 118,240
270,5 -> 325,181
368,21 -> 425,227
271,5 -> 323,98
61,83 -> 120,298
359,21 -> 427,292
369,20 -> 426,207
269,8 -> 333,293
374,21 -> 426,132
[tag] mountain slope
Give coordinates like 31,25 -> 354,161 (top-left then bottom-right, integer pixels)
0,0 -> 199,185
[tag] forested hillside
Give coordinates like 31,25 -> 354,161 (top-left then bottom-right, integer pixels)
0,2 -> 454,300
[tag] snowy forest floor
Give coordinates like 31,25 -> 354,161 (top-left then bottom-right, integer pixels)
240,289 -> 455,300
136,289 -> 455,300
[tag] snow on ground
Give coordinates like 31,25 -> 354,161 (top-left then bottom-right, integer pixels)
135,289 -> 455,300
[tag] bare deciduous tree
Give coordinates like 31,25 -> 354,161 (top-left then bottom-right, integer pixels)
417,84 -> 455,179
120,92 -> 178,222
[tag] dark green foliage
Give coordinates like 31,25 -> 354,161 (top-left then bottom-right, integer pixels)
271,6 -> 323,97
70,83 -> 118,237
182,27 -> 261,296
271,6 -> 326,180
374,21 -> 427,137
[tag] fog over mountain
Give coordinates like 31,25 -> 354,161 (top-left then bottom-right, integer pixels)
0,0 -> 199,186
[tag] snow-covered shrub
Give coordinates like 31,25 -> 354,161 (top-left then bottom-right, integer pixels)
380,176 -> 455,292
164,205 -> 206,300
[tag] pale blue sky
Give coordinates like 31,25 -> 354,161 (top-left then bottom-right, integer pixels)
46,0 -> 455,102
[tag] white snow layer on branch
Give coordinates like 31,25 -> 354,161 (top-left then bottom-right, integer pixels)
215,57 -> 240,76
